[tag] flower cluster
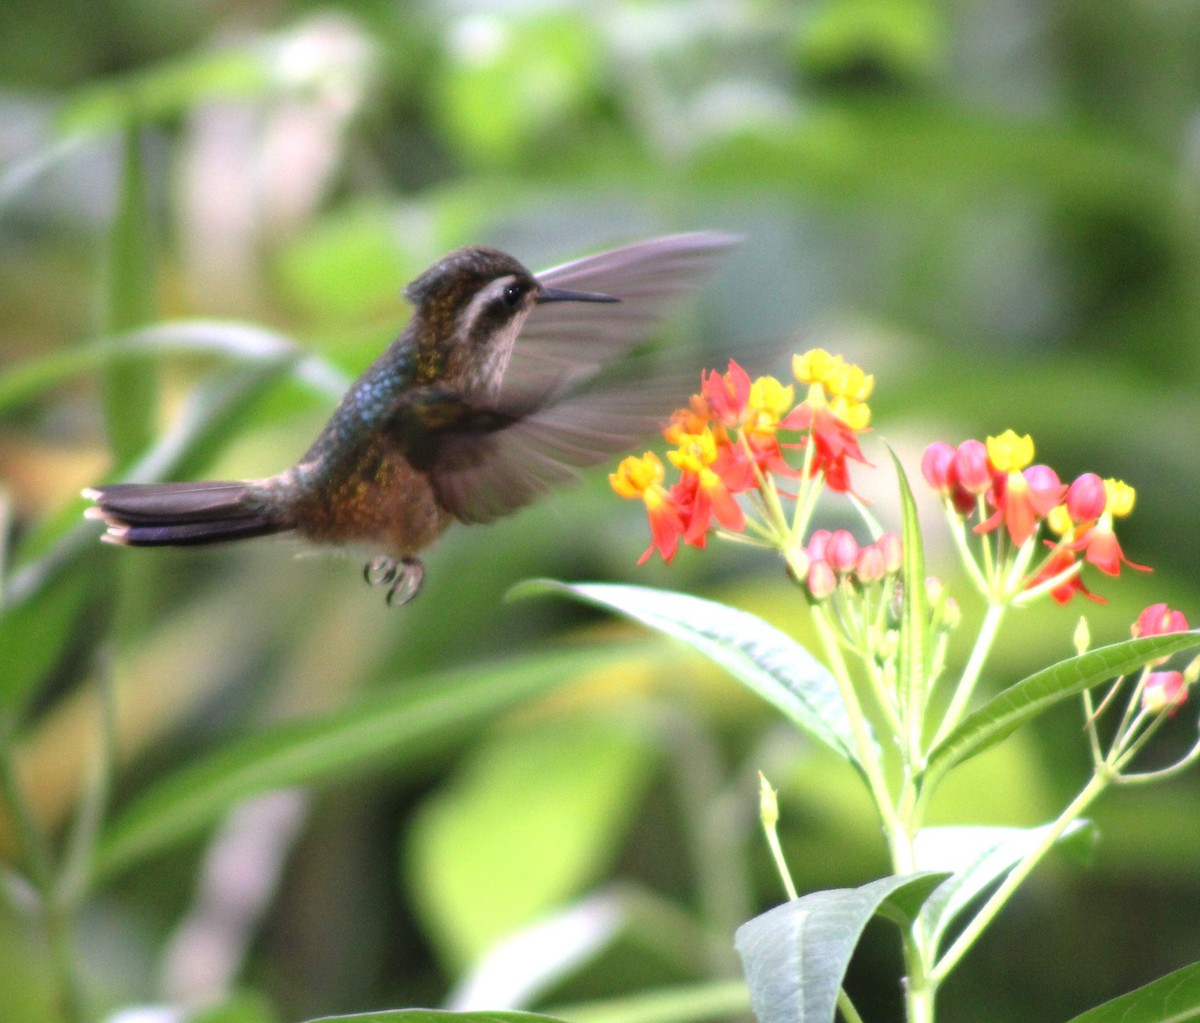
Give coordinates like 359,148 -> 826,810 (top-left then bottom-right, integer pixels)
921,431 -> 1145,605
610,350 -> 873,566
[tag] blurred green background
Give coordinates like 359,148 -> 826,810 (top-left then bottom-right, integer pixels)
3,1 -> 1200,1022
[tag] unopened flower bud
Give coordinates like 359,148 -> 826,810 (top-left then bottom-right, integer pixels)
1066,473 -> 1106,523
921,442 -> 956,492
1024,463 -> 1064,496
1073,616 -> 1091,656
856,543 -> 886,584
941,596 -> 961,630
953,439 -> 992,495
807,559 -> 837,600
878,532 -> 902,574
758,771 -> 779,828
806,529 -> 832,563
1142,671 -> 1187,715
826,530 -> 860,574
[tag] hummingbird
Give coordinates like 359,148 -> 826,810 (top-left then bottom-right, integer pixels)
84,232 -> 737,604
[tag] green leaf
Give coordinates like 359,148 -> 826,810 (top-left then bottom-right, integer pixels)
2,326 -> 347,622
512,581 -> 870,770
0,320 -> 345,416
914,822 -> 1094,948
90,647 -> 622,885
548,979 -> 751,1023
1063,960 -> 1200,1023
407,713 -> 660,968
734,873 -> 945,1023
890,447 -> 929,748
923,631 -> 1200,791
301,1013 -> 566,1023
103,127 -> 159,465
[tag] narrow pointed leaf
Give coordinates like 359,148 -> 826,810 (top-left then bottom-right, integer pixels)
924,631 -> 1200,790
1063,960 -> 1200,1023
90,647 -> 622,885
914,822 -> 1094,947
103,126 -> 158,464
735,873 -> 944,1023
889,448 -> 929,749
513,580 -> 870,769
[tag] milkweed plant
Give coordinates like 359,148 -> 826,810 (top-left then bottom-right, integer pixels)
537,349 -> 1200,1023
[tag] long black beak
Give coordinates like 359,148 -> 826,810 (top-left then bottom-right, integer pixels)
535,284 -> 619,304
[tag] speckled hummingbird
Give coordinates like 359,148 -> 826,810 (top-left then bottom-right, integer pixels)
84,232 -> 737,604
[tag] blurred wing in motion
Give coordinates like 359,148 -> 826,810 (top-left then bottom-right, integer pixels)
507,231 -> 740,401
431,232 -> 740,524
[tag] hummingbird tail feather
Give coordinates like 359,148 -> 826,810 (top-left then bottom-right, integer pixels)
83,481 -> 290,547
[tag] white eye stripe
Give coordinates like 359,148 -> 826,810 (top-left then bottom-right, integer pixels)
458,274 -> 521,336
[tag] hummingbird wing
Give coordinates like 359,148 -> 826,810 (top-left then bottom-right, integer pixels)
423,374 -> 673,524
505,231 -> 740,401
424,232 -> 740,524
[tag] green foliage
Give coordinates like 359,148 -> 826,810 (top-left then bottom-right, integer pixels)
735,874 -> 945,1023
4,1 -> 1200,1021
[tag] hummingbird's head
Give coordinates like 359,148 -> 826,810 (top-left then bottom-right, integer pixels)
404,246 -> 617,392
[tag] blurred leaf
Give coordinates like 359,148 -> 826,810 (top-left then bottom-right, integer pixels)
436,14 -> 601,165
516,583 -> 873,768
301,1013 -> 565,1023
103,127 -> 158,465
90,646 -> 630,885
923,631 -> 1200,791
547,979 -> 750,1023
275,202 -> 415,321
0,320 -> 345,416
407,713 -> 660,968
693,98 -> 1176,214
1063,960 -> 1200,1023
512,581 -> 871,771
191,990 -> 279,1023
58,49 -> 272,133
914,822 -> 1094,948
798,0 -> 945,84
449,886 -> 721,1011
734,873 -> 944,1023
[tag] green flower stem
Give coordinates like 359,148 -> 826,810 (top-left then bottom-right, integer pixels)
888,820 -> 937,1023
944,508 -> 989,595
1118,734 -> 1200,783
931,768 -> 1110,984
811,608 -> 899,832
930,601 -> 1006,749
760,799 -> 797,902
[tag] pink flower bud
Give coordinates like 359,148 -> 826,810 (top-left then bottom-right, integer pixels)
826,530 -> 860,574
878,532 -> 902,574
1142,671 -> 1187,715
952,439 -> 992,495
1066,473 -> 1106,523
855,543 -> 886,583
921,442 -> 956,492
807,559 -> 837,600
806,529 -> 832,562
1023,463 -> 1063,494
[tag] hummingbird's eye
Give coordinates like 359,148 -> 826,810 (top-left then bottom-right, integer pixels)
502,283 -> 524,308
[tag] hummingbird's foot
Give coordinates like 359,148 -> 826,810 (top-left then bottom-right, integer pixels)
362,555 -> 425,606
